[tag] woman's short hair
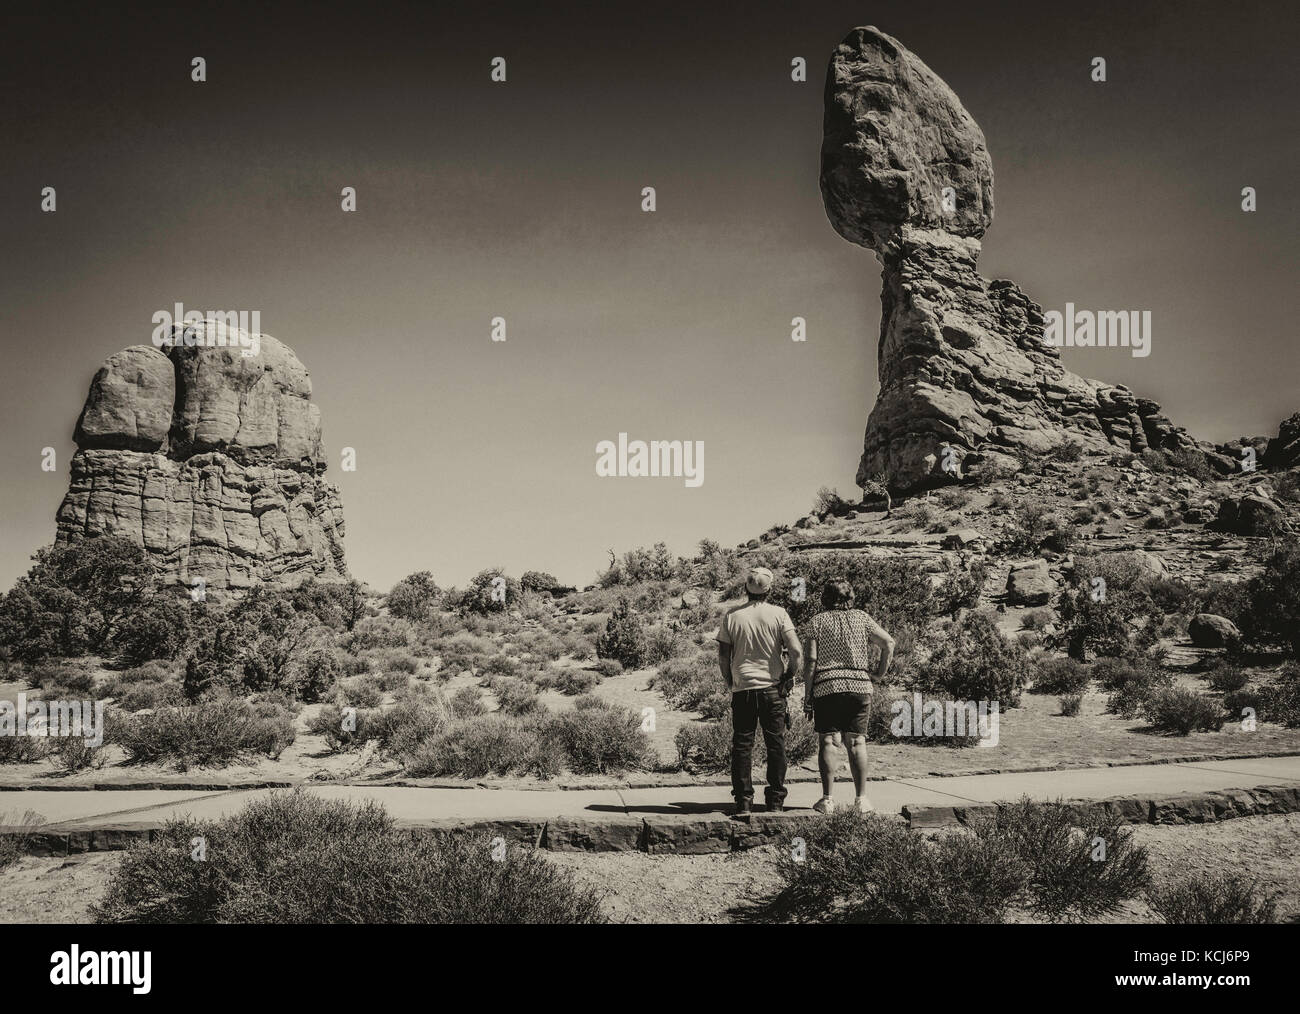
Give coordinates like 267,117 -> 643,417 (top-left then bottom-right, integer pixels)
821,579 -> 855,610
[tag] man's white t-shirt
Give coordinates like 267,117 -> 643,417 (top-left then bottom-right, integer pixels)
716,601 -> 797,692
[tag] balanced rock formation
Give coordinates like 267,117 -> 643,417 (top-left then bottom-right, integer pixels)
821,27 -> 1205,492
56,319 -> 346,595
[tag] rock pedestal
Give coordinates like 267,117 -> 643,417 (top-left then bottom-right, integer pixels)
56,320 -> 347,595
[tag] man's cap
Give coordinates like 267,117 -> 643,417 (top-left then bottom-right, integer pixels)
745,567 -> 774,594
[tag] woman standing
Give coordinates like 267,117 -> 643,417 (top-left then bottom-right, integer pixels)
802,579 -> 895,814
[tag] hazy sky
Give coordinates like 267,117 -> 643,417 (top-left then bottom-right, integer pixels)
1,0 -> 1295,593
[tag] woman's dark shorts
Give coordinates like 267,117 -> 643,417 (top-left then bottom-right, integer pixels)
812,692 -> 872,735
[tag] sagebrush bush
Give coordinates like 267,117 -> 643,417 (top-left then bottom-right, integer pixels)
1257,663 -> 1300,727
493,676 -> 543,716
967,798 -> 1150,921
405,714 -> 558,778
448,686 -> 485,719
754,811 -> 1029,924
653,651 -> 728,720
1148,871 -> 1278,924
1059,693 -> 1082,717
593,658 -> 623,677
115,697 -> 296,770
1032,657 -> 1090,696
1142,687 -> 1225,735
1104,661 -> 1174,719
544,699 -> 651,775
552,668 -> 599,696
91,791 -> 604,924
1206,663 -> 1248,694
0,809 -> 45,871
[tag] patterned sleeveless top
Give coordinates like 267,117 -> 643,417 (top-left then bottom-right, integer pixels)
811,609 -> 876,698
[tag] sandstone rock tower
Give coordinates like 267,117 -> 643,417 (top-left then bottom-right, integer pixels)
56,319 -> 347,595
821,27 -> 1204,492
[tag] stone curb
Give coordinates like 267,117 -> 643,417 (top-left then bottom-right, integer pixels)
900,783 -> 1300,829
4,784 -> 1297,857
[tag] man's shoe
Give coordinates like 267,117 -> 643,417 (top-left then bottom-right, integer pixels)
732,800 -> 752,816
854,796 -> 873,814
813,796 -> 835,814
766,803 -> 785,813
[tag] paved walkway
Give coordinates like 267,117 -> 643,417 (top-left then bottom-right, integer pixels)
6,755 -> 1299,829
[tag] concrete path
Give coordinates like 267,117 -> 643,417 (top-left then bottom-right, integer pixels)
7,754 -> 1299,830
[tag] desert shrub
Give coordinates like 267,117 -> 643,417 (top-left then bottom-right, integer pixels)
966,798 -> 1150,921
1205,663 -> 1248,694
1142,687 -> 1225,735
26,662 -> 95,696
1002,503 -> 1056,555
376,669 -> 410,692
405,715 -> 559,778
1167,448 -> 1213,481
0,810 -> 45,871
52,735 -> 106,773
367,691 -> 453,759
543,700 -> 651,775
1196,581 -> 1251,628
1241,544 -> 1300,657
1104,660 -> 1174,719
910,503 -> 934,529
643,624 -> 687,665
456,568 -> 521,615
113,678 -> 185,712
448,686 -> 485,719
691,539 -> 746,592
493,677 -> 543,717
592,658 -> 623,677
1059,694 -> 1082,716
912,611 -> 1030,706
673,709 -> 816,772
1021,607 -> 1054,631
0,733 -> 51,764
338,653 -> 373,677
520,571 -> 561,595
386,571 -> 441,623
1257,663 -> 1300,727
294,646 -> 341,703
340,615 -> 414,653
1148,872 -> 1278,924
936,559 -> 988,616
674,718 -> 731,772
1059,554 -> 1156,659
1032,657 -> 1090,696
653,651 -> 728,719
1147,578 -> 1197,617
600,542 -> 682,587
1048,441 -> 1083,463
561,632 -> 595,661
1223,689 -> 1265,723
754,811 -> 1029,924
116,697 -> 296,769
552,668 -> 599,696
773,554 -> 933,661
305,703 -> 379,753
338,675 -> 383,708
479,654 -> 524,682
1140,448 -> 1169,473
596,598 -> 647,669
91,791 -> 604,923
812,486 -> 848,515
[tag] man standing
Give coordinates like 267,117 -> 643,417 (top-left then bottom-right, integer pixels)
716,567 -> 802,814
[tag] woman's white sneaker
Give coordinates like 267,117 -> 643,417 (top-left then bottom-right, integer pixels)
813,796 -> 836,814
854,796 -> 873,814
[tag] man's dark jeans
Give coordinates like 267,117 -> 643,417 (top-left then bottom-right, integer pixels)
731,687 -> 787,807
